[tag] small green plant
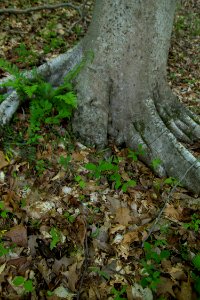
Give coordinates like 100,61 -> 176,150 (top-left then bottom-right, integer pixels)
44,35 -> 65,54
64,211 -> 76,223
35,159 -> 47,176
73,25 -> 83,36
192,272 -> 200,296
91,227 -> 100,238
140,241 -> 170,291
183,214 -> 200,233
41,22 -> 65,54
151,158 -> 162,170
0,201 -> 9,218
12,276 -> 34,293
59,155 -> 71,169
47,290 -> 54,297
191,254 -> 200,296
89,267 -> 110,281
192,254 -> 200,270
128,144 -> 145,161
111,285 -> 127,300
85,157 -> 136,192
164,177 -> 179,187
75,175 -> 86,189
0,240 -> 12,257
15,43 -> 38,66
0,57 -> 86,145
50,227 -> 61,250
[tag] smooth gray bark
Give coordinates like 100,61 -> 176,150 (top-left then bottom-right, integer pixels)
72,0 -> 200,193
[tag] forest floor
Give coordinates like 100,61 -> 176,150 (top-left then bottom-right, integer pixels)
0,1 -> 200,299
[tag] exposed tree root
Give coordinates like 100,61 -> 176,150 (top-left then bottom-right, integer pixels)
125,98 -> 200,194
157,101 -> 200,144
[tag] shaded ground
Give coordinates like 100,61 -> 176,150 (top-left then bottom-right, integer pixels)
0,1 -> 200,299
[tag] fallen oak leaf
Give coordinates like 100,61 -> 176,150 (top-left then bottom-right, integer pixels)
115,207 -> 132,226
4,224 -> 27,247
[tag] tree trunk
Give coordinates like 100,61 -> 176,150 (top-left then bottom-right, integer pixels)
72,0 -> 200,194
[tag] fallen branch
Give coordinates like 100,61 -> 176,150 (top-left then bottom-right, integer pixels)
0,3 -> 81,16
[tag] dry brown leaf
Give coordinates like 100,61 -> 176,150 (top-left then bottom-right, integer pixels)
122,230 -> 139,245
71,152 -> 85,161
115,207 -> 132,226
62,262 -> 79,292
110,224 -> 126,234
176,281 -> 192,300
121,171 -> 131,181
164,204 -> 183,220
169,264 -> 187,281
5,224 -> 27,247
75,216 -> 86,246
0,151 -> 9,169
51,171 -> 66,181
157,277 -> 176,297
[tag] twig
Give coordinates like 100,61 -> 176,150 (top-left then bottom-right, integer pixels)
142,159 -> 198,246
76,222 -> 89,300
0,3 -> 81,15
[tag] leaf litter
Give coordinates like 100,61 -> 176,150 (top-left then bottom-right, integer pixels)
0,0 -> 200,299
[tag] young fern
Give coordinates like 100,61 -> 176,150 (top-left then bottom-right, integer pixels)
0,58 -> 82,142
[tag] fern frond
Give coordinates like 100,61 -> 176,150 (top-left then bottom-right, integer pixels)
23,85 -> 38,98
55,92 -> 77,108
0,59 -> 20,76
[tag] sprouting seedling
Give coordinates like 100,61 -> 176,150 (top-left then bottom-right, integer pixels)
0,201 -> 9,218
183,214 -> 200,233
192,253 -> 200,270
50,227 -> 61,250
164,177 -> 179,187
12,276 -> 34,293
151,158 -> 162,170
59,155 -> 71,169
75,175 -> 86,188
128,144 -> 145,161
111,285 -> 127,300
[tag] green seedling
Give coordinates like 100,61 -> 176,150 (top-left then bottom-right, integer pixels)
183,214 -> 200,233
85,160 -> 118,179
128,144 -> 145,161
75,175 -> 86,189
64,211 -> 76,224
50,227 -> 62,250
0,201 -> 9,218
140,241 -> 170,291
12,276 -> 34,293
192,272 -> 200,296
35,159 -> 46,176
192,254 -> 200,270
111,285 -> 127,300
59,155 -> 71,169
15,43 -> 38,66
91,227 -> 100,238
0,240 -> 13,257
151,158 -> 162,170
89,267 -> 110,281
164,177 -> 179,187
85,157 -> 136,191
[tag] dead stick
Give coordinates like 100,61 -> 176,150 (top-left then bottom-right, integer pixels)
0,3 -> 81,15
